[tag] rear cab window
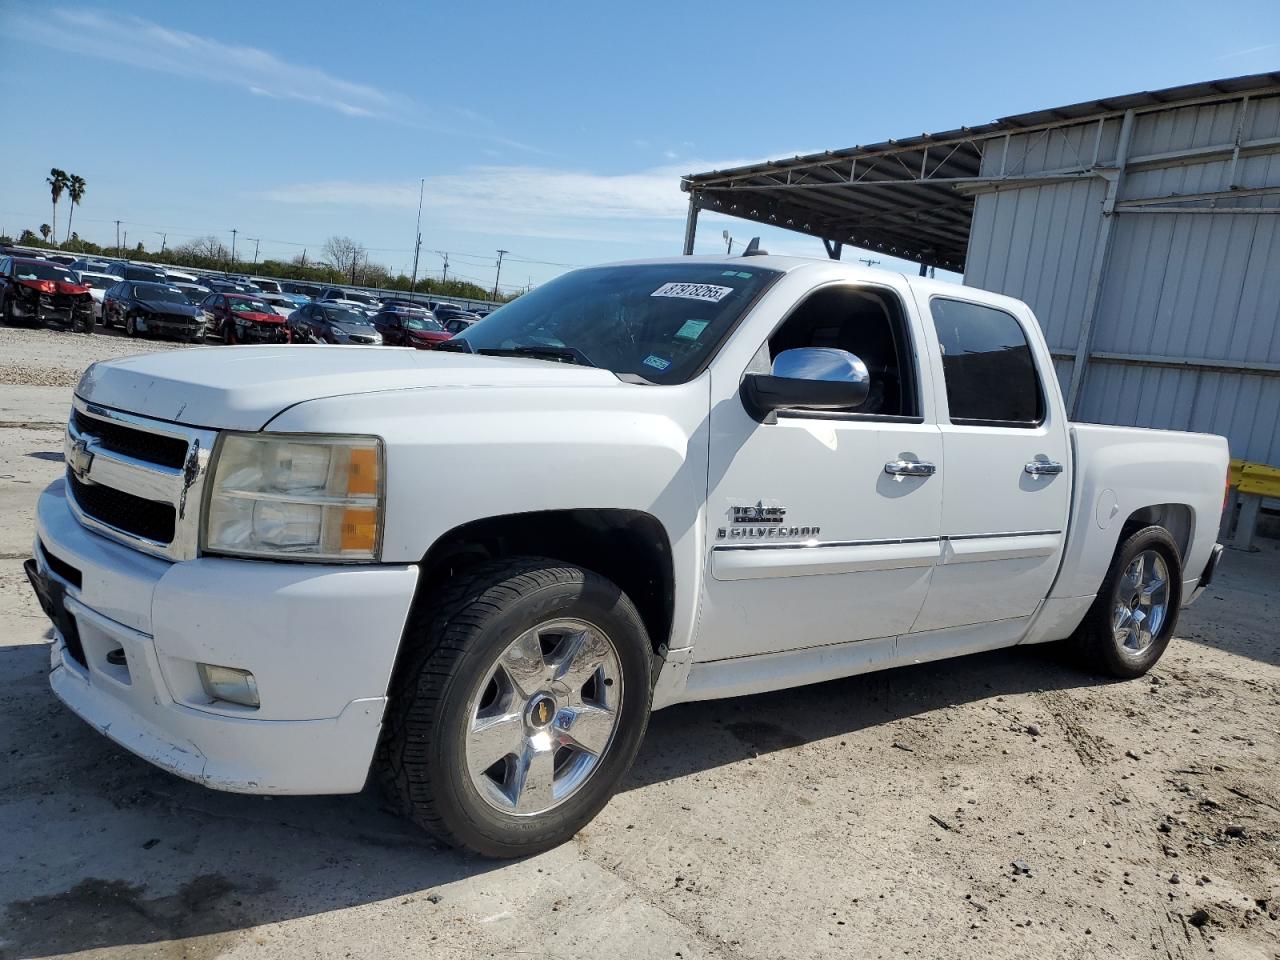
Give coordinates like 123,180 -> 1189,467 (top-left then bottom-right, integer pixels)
928,297 -> 1044,427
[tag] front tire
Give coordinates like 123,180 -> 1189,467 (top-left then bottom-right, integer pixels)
380,557 -> 653,858
1071,525 -> 1182,679
125,312 -> 138,338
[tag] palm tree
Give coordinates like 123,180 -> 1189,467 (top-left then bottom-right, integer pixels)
39,223 -> 52,242
47,168 -> 68,247
64,174 -> 86,244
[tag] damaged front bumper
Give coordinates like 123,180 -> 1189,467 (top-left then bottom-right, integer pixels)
136,314 -> 206,338
11,288 -> 93,326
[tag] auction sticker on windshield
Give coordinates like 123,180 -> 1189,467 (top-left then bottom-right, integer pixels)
651,282 -> 733,303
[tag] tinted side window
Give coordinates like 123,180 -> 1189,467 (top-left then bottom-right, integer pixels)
766,285 -> 919,418
929,298 -> 1044,426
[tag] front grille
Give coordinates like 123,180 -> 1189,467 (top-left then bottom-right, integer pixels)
73,409 -> 188,468
68,471 -> 176,543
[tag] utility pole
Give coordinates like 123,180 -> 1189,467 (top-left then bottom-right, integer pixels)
437,251 -> 449,285
230,228 -> 238,267
493,249 -> 508,300
115,220 -> 122,257
123,229 -> 128,253
155,232 -> 167,255
410,177 -> 424,293
246,237 -> 260,266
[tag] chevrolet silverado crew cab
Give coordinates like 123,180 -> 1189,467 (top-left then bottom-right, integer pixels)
27,256 -> 1228,858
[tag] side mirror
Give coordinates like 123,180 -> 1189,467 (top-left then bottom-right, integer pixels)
741,347 -> 870,422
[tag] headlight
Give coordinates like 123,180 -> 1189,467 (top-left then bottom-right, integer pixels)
202,433 -> 383,561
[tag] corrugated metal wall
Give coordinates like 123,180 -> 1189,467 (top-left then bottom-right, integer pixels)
964,92 -> 1280,465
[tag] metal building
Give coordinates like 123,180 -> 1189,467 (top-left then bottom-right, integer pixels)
680,72 -> 1280,467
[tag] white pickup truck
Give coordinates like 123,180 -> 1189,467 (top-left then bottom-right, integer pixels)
28,256 -> 1228,857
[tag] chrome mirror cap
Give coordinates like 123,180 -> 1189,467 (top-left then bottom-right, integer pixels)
772,347 -> 870,386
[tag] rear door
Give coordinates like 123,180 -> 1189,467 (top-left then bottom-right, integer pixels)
910,293 -> 1070,632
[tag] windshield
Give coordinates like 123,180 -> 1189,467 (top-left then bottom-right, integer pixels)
455,263 -> 782,383
230,298 -> 273,314
15,262 -> 77,282
254,279 -> 281,293
405,315 -> 444,332
137,285 -> 189,304
321,307 -> 371,326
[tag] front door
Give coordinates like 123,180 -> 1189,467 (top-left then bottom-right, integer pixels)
696,281 -> 944,663
910,293 -> 1071,632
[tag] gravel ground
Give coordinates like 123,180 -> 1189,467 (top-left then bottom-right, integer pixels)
0,325 -> 196,387
0,328 -> 1276,960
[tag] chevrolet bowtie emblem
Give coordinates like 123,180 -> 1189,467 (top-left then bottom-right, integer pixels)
68,437 -> 95,483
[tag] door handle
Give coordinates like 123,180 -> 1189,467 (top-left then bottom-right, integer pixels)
1024,460 -> 1064,477
885,459 -> 936,477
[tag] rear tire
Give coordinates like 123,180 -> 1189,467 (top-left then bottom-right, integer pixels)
125,312 -> 138,338
379,557 -> 653,858
0,295 -> 12,326
1070,525 -> 1182,679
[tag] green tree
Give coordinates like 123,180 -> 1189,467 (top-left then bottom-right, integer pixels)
64,173 -> 86,243
39,223 -> 51,242
47,168 -> 69,246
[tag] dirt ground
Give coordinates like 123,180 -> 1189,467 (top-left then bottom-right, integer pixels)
0,326 -> 1277,960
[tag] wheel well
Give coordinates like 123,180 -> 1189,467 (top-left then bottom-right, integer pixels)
1117,503 -> 1193,565
417,509 -> 675,655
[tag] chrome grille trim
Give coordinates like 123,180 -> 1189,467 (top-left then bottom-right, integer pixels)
65,396 -> 217,561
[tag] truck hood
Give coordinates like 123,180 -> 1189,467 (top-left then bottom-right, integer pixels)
76,346 -> 621,431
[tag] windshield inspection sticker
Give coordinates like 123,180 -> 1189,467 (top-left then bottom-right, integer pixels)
643,354 -> 672,372
675,318 -> 709,341
651,282 -> 733,303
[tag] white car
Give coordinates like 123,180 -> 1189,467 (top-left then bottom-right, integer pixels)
249,277 -> 283,294
28,256 -> 1227,859
168,281 -> 211,305
72,270 -> 123,319
256,292 -> 297,318
319,296 -> 379,318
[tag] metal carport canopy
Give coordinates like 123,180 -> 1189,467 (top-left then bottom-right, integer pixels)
679,71 -> 1280,271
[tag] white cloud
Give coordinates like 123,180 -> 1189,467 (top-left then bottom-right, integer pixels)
9,7 -> 400,119
262,163 -> 700,242
260,154 -> 835,244
1214,43 -> 1278,60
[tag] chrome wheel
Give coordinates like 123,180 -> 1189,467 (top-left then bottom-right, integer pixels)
1112,549 -> 1169,654
464,618 -> 623,817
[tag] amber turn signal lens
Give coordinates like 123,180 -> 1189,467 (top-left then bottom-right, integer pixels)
340,507 -> 378,552
347,447 -> 379,496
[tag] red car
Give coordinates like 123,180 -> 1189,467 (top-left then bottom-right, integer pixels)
0,256 -> 94,332
370,305 -> 452,349
200,292 -> 291,344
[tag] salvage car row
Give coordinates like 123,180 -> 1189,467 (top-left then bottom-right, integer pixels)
0,252 -> 487,347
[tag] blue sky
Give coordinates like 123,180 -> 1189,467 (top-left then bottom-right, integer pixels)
1,0 -> 1276,291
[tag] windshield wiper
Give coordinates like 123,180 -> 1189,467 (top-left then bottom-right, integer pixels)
477,346 -> 596,368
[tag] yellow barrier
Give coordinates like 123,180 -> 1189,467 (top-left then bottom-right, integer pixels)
1239,462 -> 1280,498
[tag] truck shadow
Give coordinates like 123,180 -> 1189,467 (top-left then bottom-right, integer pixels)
1,636 -> 1099,959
